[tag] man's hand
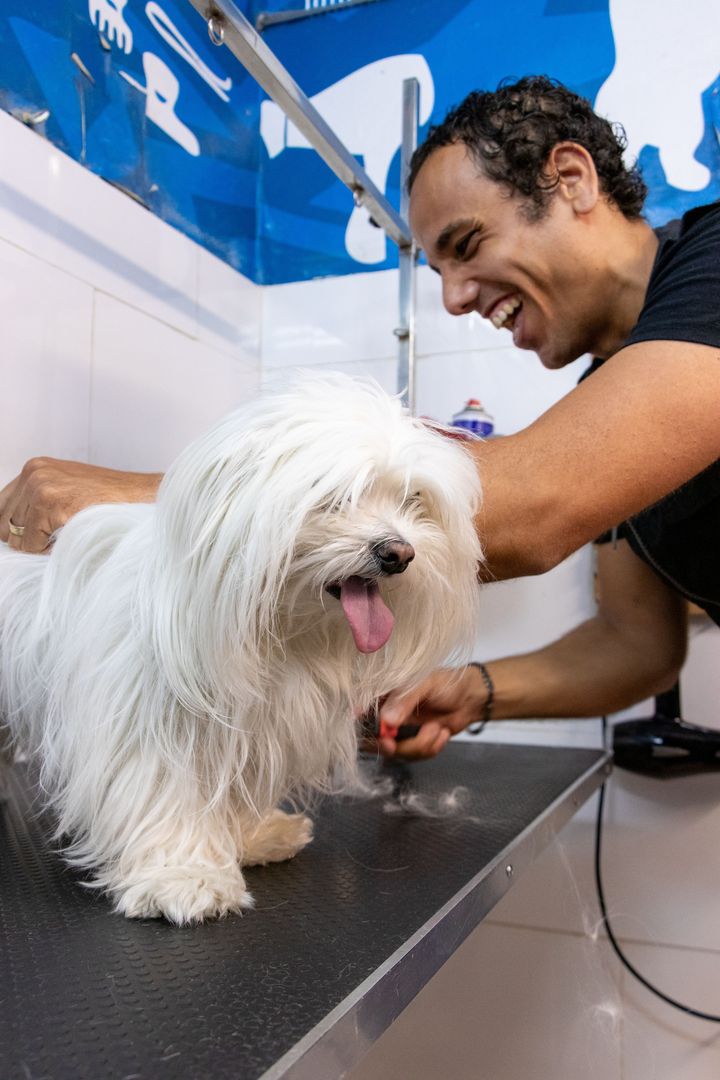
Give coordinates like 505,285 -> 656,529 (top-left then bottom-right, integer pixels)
375,665 -> 490,761
0,458 -> 163,553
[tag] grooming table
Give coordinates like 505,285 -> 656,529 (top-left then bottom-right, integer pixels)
0,743 -> 609,1080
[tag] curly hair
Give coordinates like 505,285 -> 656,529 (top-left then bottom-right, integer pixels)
408,75 -> 647,220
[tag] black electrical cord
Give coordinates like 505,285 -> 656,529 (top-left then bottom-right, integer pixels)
594,747 -> 720,1023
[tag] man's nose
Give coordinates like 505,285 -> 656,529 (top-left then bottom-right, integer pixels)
441,273 -> 479,317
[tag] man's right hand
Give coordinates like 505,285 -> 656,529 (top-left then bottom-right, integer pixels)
0,458 -> 163,553
374,665 -> 491,761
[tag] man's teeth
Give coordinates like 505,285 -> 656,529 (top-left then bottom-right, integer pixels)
491,296 -> 522,329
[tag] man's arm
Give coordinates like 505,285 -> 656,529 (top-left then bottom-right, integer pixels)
5,341 -> 718,563
472,339 -> 720,580
0,459 -> 163,552
376,539 -> 688,760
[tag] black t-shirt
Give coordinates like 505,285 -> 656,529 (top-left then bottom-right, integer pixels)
584,201 -> 720,626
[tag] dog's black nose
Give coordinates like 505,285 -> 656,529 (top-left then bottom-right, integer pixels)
372,539 -> 415,575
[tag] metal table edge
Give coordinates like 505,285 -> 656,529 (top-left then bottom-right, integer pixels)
259,747 -> 612,1080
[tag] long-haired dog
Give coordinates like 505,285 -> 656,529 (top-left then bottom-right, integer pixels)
0,375 -> 482,924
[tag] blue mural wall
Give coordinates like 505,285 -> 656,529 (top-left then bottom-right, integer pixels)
0,0 -> 261,273
1,0 -> 718,284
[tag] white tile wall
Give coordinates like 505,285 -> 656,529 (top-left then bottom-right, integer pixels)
263,268 -> 397,369
0,110 -> 262,485
263,264 -> 588,430
415,346 -> 587,433
196,245 -> 262,362
0,237 -> 93,485
89,292 -> 260,471
0,111 -> 199,337
261,355 -> 398,395
682,620 -> 720,730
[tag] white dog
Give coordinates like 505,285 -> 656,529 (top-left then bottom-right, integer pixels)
0,375 -> 482,924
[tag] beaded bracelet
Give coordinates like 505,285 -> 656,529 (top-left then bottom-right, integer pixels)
468,661 -> 494,734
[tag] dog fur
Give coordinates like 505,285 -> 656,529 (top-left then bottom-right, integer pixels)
0,375 -> 482,924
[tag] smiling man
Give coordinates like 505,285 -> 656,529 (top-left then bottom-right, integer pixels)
409,132 -> 654,371
373,75 -> 720,759
399,76 -> 720,580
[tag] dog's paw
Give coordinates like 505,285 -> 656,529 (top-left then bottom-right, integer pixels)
113,868 -> 254,925
241,810 -> 314,866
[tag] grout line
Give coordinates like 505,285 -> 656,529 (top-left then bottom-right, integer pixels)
0,229 -> 203,342
87,289 -> 96,463
486,918 -> 720,957
619,960 -> 626,1080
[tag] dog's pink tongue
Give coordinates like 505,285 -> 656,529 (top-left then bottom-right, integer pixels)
340,577 -> 394,653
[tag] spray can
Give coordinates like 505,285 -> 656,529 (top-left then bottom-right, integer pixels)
450,398 -> 495,438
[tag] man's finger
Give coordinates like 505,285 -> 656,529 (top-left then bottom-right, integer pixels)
18,521 -> 53,554
0,480 -> 20,543
387,721 -> 446,761
378,691 -> 421,730
7,504 -> 53,554
3,498 -> 28,549
429,727 -> 452,757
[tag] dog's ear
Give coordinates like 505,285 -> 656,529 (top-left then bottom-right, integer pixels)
146,408 -> 331,707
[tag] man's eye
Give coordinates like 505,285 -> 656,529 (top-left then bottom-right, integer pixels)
456,231 -> 478,258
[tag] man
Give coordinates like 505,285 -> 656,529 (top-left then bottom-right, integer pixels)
372,76 -> 720,758
1,77 -> 719,753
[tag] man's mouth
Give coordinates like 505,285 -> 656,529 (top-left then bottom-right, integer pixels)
326,577 -> 394,654
487,294 -> 522,331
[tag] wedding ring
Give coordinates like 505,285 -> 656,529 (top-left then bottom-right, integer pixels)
8,520 -> 25,537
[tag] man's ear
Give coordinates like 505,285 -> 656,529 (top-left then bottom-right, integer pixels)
546,141 -> 599,214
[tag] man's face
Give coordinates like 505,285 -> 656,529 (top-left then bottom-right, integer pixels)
409,142 -> 605,370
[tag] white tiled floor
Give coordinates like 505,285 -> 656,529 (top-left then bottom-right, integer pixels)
484,797 -> 607,940
599,770 -> 720,954
348,922 -> 623,1080
483,760 -> 720,958
620,941 -> 720,1080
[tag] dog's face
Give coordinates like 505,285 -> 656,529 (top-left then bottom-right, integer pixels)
157,375 -> 483,700
291,476 -> 466,656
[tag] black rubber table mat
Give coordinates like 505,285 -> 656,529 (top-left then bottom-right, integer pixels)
0,743 -> 605,1080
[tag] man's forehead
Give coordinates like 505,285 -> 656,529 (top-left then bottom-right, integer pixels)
410,151 -> 487,236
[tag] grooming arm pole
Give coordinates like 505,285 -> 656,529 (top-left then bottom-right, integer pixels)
187,0 -> 412,250
395,77 -> 419,412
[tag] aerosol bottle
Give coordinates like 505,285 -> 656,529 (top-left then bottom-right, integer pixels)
450,398 -> 495,438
